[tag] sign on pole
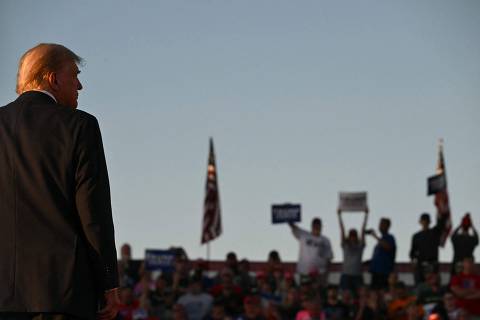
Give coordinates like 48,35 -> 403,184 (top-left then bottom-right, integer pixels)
338,192 -> 368,212
427,174 -> 446,196
271,203 -> 301,224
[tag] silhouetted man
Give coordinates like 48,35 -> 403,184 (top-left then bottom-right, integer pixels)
367,217 -> 396,290
451,213 -> 478,274
409,212 -> 446,285
0,43 -> 119,320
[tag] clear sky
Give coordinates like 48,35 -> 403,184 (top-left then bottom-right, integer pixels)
1,0 -> 479,263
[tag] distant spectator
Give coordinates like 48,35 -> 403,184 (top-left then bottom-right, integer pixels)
172,252 -> 191,298
119,243 -> 141,287
416,271 -> 446,316
366,217 -> 396,290
265,250 -> 283,291
236,295 -> 266,320
384,273 -> 399,305
289,217 -> 333,287
356,288 -> 387,320
450,257 -> 480,316
192,258 -> 215,290
256,272 -> 281,306
118,287 -> 141,320
178,274 -> 213,320
339,289 -> 357,320
134,271 -> 153,298
409,212 -> 446,285
149,273 -> 174,319
337,208 -> 368,294
264,301 -> 282,320
206,299 -> 233,320
323,285 -> 348,320
279,287 -> 301,320
278,272 -> 297,301
451,213 -> 479,275
295,293 -> 325,320
405,302 -> 423,320
172,303 -> 188,320
238,259 -> 256,293
211,268 -> 244,317
387,282 -> 418,320
440,291 -> 463,320
226,252 -> 240,278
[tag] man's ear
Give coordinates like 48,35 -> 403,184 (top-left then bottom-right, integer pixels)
46,72 -> 59,91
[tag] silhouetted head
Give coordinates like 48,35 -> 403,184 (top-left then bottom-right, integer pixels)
420,213 -> 431,230
379,218 -> 391,234
311,218 -> 322,236
268,250 -> 281,263
226,252 -> 238,270
121,243 -> 132,261
348,229 -> 359,243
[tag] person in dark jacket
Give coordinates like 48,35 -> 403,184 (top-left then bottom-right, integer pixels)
0,43 -> 119,320
409,212 -> 446,285
451,213 -> 479,274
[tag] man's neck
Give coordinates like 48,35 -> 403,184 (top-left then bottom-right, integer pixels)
30,89 -> 57,103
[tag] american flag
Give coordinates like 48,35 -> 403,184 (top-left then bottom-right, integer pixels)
201,138 -> 222,244
434,139 -> 451,247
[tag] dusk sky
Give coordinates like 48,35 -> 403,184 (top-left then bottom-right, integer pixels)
1,0 -> 479,263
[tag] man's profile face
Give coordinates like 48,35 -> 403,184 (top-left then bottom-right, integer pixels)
54,60 -> 82,108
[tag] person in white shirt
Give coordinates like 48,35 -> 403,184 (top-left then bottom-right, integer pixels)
178,275 -> 213,320
289,218 -> 333,287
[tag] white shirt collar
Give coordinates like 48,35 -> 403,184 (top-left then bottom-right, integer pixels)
31,89 -> 57,103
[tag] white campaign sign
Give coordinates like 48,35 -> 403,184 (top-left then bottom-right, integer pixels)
338,192 -> 368,212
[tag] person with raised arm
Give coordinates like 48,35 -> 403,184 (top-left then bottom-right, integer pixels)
289,217 -> 333,288
338,207 -> 368,294
451,213 -> 479,275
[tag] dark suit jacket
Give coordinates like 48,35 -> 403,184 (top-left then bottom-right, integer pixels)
0,91 -> 118,319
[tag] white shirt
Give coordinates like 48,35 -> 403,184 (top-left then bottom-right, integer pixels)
292,227 -> 333,274
32,89 -> 57,103
178,292 -> 213,320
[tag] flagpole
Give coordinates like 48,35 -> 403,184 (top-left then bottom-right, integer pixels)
207,242 -> 211,262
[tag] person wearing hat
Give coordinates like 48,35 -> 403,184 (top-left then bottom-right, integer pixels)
409,212 -> 447,285
451,213 -> 479,275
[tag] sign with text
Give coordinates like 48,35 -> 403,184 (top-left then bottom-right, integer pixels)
338,192 -> 368,212
144,249 -> 175,272
272,203 -> 301,224
427,174 -> 446,195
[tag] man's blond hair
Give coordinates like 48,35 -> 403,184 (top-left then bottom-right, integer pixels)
16,43 -> 83,94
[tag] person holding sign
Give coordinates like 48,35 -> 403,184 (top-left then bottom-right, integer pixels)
337,208 -> 368,294
289,218 -> 333,288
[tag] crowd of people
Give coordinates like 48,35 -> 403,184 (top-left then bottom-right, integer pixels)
116,212 -> 478,320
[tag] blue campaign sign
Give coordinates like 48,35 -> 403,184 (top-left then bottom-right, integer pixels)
144,249 -> 176,272
271,203 -> 301,224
